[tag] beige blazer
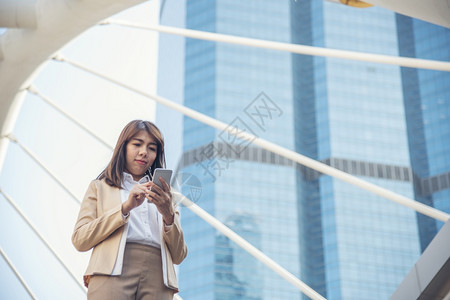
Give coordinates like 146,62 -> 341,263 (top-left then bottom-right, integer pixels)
72,179 -> 187,291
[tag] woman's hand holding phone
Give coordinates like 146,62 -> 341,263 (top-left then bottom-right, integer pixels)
121,169 -> 174,225
147,177 -> 174,226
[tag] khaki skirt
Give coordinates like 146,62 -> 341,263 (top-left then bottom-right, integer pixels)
87,242 -> 174,300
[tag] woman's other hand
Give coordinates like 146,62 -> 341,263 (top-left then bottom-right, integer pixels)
121,182 -> 152,215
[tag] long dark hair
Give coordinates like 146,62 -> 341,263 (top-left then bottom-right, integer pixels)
97,120 -> 166,188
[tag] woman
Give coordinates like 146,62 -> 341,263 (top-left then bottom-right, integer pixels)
72,120 -> 187,299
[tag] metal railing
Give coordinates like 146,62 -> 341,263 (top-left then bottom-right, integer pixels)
52,54 -> 450,223
102,19 -> 450,72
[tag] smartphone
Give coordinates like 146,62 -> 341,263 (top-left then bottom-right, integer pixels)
152,168 -> 173,190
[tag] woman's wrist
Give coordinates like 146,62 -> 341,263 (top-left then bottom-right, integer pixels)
121,202 -> 131,216
163,212 -> 174,225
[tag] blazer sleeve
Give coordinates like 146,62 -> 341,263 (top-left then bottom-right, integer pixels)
72,180 -> 128,252
162,192 -> 188,264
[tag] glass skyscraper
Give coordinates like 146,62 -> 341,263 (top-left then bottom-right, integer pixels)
397,13 -> 450,251
167,1 -> 450,299
179,1 -> 299,298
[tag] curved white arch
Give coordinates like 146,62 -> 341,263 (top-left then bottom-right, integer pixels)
0,0 -> 148,173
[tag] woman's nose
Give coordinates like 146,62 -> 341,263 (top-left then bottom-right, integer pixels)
139,146 -> 148,156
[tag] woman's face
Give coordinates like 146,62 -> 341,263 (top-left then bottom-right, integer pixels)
125,130 -> 158,181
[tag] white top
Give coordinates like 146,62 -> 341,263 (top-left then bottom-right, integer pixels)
121,172 -> 161,248
111,172 -> 169,276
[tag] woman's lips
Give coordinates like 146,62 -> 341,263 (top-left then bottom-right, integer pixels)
135,160 -> 147,165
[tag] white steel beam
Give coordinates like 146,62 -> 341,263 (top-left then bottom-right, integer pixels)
54,54 -> 450,222
0,89 -> 27,176
177,194 -> 326,300
0,189 -> 86,292
0,244 -> 37,299
5,134 -> 80,204
27,85 -> 113,151
102,19 -> 450,72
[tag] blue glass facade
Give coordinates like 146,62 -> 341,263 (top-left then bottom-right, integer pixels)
176,1 -> 450,299
397,15 -> 450,251
291,2 -> 423,299
181,1 -> 299,299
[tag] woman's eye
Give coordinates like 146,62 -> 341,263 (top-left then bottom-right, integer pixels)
149,147 -> 156,152
133,143 -> 141,147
